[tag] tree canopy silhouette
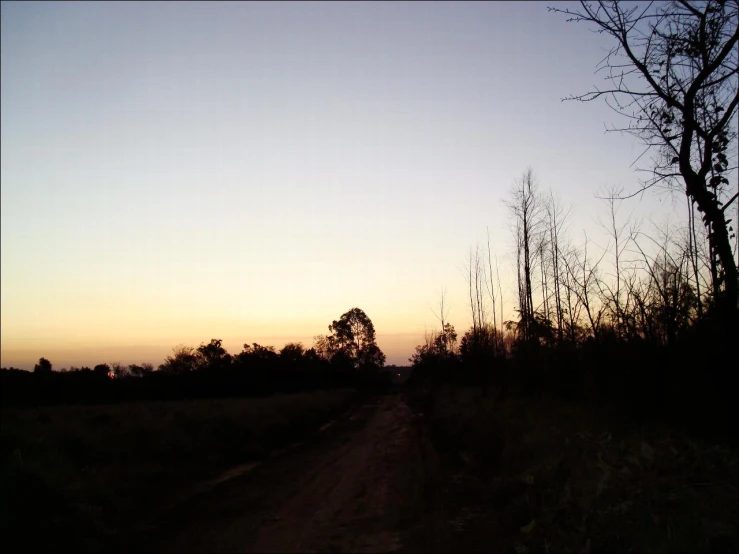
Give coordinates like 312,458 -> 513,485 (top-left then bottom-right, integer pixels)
158,344 -> 202,374
93,364 -> 111,378
33,357 -> 52,374
197,339 -> 232,372
316,308 -> 386,369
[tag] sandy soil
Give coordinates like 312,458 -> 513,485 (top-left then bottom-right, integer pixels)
128,396 -> 449,553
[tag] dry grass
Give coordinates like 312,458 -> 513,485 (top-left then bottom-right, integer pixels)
421,386 -> 738,553
1,390 -> 357,552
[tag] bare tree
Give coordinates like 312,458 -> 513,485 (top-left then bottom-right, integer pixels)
467,246 -> 487,332
564,232 -> 608,341
506,168 -> 543,341
494,254 -> 505,343
545,191 -> 573,344
486,227 -> 499,334
432,287 -> 451,354
596,185 -> 636,338
630,223 -> 698,345
485,228 -> 508,355
537,222 -> 551,322
552,0 -> 739,313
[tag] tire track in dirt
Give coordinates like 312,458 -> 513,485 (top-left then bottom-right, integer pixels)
131,396 -> 449,553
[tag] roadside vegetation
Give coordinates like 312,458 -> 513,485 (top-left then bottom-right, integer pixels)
1,390 -> 357,552
406,2 -> 738,551
406,384 -> 737,553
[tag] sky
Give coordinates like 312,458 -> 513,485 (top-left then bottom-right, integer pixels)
1,1 -> 696,369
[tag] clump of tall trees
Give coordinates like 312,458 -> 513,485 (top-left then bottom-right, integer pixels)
410,1 -> 737,431
411,163 -> 734,430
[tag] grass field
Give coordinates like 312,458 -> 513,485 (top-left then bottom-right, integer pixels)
411,386 -> 738,553
1,389 -> 358,552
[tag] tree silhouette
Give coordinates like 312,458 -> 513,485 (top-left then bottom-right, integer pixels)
128,363 -> 154,377
323,308 -> 386,369
233,343 -> 279,373
197,339 -> 232,372
410,324 -> 459,366
551,0 -> 739,314
312,334 -> 338,361
505,168 -> 543,343
158,345 -> 201,374
460,324 -> 504,365
93,364 -> 111,378
279,342 -> 306,365
33,357 -> 52,374
110,362 -> 128,379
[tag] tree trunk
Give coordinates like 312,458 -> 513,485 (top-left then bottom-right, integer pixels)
685,172 -> 738,313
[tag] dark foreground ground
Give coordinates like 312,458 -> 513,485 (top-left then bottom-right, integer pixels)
125,395 -> 449,553
4,389 -> 737,552
1,391 -> 358,552
410,385 -> 738,553
129,389 -> 737,553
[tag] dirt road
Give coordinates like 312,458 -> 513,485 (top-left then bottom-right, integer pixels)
130,396 -> 449,553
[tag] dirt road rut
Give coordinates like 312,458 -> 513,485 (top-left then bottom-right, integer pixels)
134,396 -> 448,553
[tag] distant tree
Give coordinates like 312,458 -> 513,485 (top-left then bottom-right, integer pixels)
562,232 -> 608,343
431,288 -> 459,355
300,347 -> 331,376
544,190 -> 573,344
552,0 -> 739,314
437,323 -> 459,355
329,349 -> 357,372
312,334 -> 338,361
234,343 -> 279,369
322,308 -> 386,369
128,362 -> 154,377
93,364 -> 111,378
158,345 -> 201,374
460,324 -> 504,365
466,245 -> 487,334
197,339 -> 232,371
279,342 -> 306,365
410,324 -> 459,366
110,362 -> 128,378
505,168 -> 543,342
33,357 -> 52,374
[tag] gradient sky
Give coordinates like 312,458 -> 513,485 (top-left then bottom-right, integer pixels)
1,1 -> 693,369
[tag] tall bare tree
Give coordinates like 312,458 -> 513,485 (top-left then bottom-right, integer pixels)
545,191 -> 573,344
564,232 -> 608,341
552,0 -> 739,313
485,227 -> 499,334
506,168 -> 542,341
596,185 -> 636,338
467,246 -> 487,332
432,287 -> 451,354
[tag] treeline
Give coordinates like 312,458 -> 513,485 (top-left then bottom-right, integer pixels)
409,169 -> 737,436
1,308 -> 393,407
410,0 -> 739,437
